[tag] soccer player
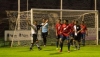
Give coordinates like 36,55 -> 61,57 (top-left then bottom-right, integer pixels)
80,21 -> 88,46
55,19 -> 62,50
59,20 -> 71,52
41,19 -> 49,46
27,20 -> 42,51
69,20 -> 75,46
73,21 -> 81,50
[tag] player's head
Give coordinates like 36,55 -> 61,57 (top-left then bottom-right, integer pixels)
33,20 -> 37,25
42,19 -> 48,23
63,20 -> 68,24
42,19 -> 45,23
57,19 -> 61,23
72,20 -> 75,24
74,21 -> 78,25
81,21 -> 84,24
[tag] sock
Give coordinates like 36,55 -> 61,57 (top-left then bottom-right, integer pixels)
78,43 -> 80,49
74,42 -> 77,49
83,39 -> 85,46
57,41 -> 59,48
30,43 -> 33,48
36,43 -> 40,47
68,42 -> 70,51
60,42 -> 63,51
70,39 -> 73,45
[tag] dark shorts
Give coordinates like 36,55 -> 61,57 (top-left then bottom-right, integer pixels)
74,33 -> 81,42
56,35 -> 61,39
81,33 -> 86,39
60,35 -> 70,42
70,33 -> 74,38
32,34 -> 38,42
42,32 -> 48,38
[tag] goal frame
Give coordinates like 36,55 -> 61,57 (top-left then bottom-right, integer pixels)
31,8 -> 99,45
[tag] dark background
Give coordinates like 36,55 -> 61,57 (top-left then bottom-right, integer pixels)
0,0 -> 100,37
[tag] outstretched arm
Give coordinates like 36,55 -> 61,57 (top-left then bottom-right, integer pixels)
26,20 -> 36,30
42,19 -> 48,26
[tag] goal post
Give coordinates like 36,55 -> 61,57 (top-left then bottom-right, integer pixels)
31,8 -> 99,45
95,11 -> 99,45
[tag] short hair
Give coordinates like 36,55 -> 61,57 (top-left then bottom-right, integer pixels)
76,21 -> 78,23
42,18 -> 45,20
33,20 -> 37,23
66,20 -> 68,23
58,19 -> 61,21
82,21 -> 84,23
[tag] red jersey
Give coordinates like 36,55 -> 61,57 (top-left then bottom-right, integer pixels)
60,24 -> 71,36
80,24 -> 87,33
55,23 -> 62,35
69,23 -> 74,33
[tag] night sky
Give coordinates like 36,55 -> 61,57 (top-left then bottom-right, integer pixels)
0,0 -> 100,11
0,0 -> 100,17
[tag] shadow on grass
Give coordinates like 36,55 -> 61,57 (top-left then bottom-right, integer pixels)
62,49 -> 80,53
50,52 -> 62,55
18,49 -> 34,52
18,51 -> 30,52
43,49 -> 55,51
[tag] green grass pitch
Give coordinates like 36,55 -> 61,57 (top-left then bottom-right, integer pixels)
0,45 -> 100,57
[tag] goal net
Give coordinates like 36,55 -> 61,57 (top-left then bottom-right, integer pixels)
5,8 -> 98,46
6,11 -> 31,30
31,8 -> 99,45
6,11 -> 31,46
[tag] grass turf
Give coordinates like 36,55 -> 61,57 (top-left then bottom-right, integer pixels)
0,45 -> 100,57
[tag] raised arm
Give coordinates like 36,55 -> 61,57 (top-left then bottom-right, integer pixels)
42,19 -> 48,26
